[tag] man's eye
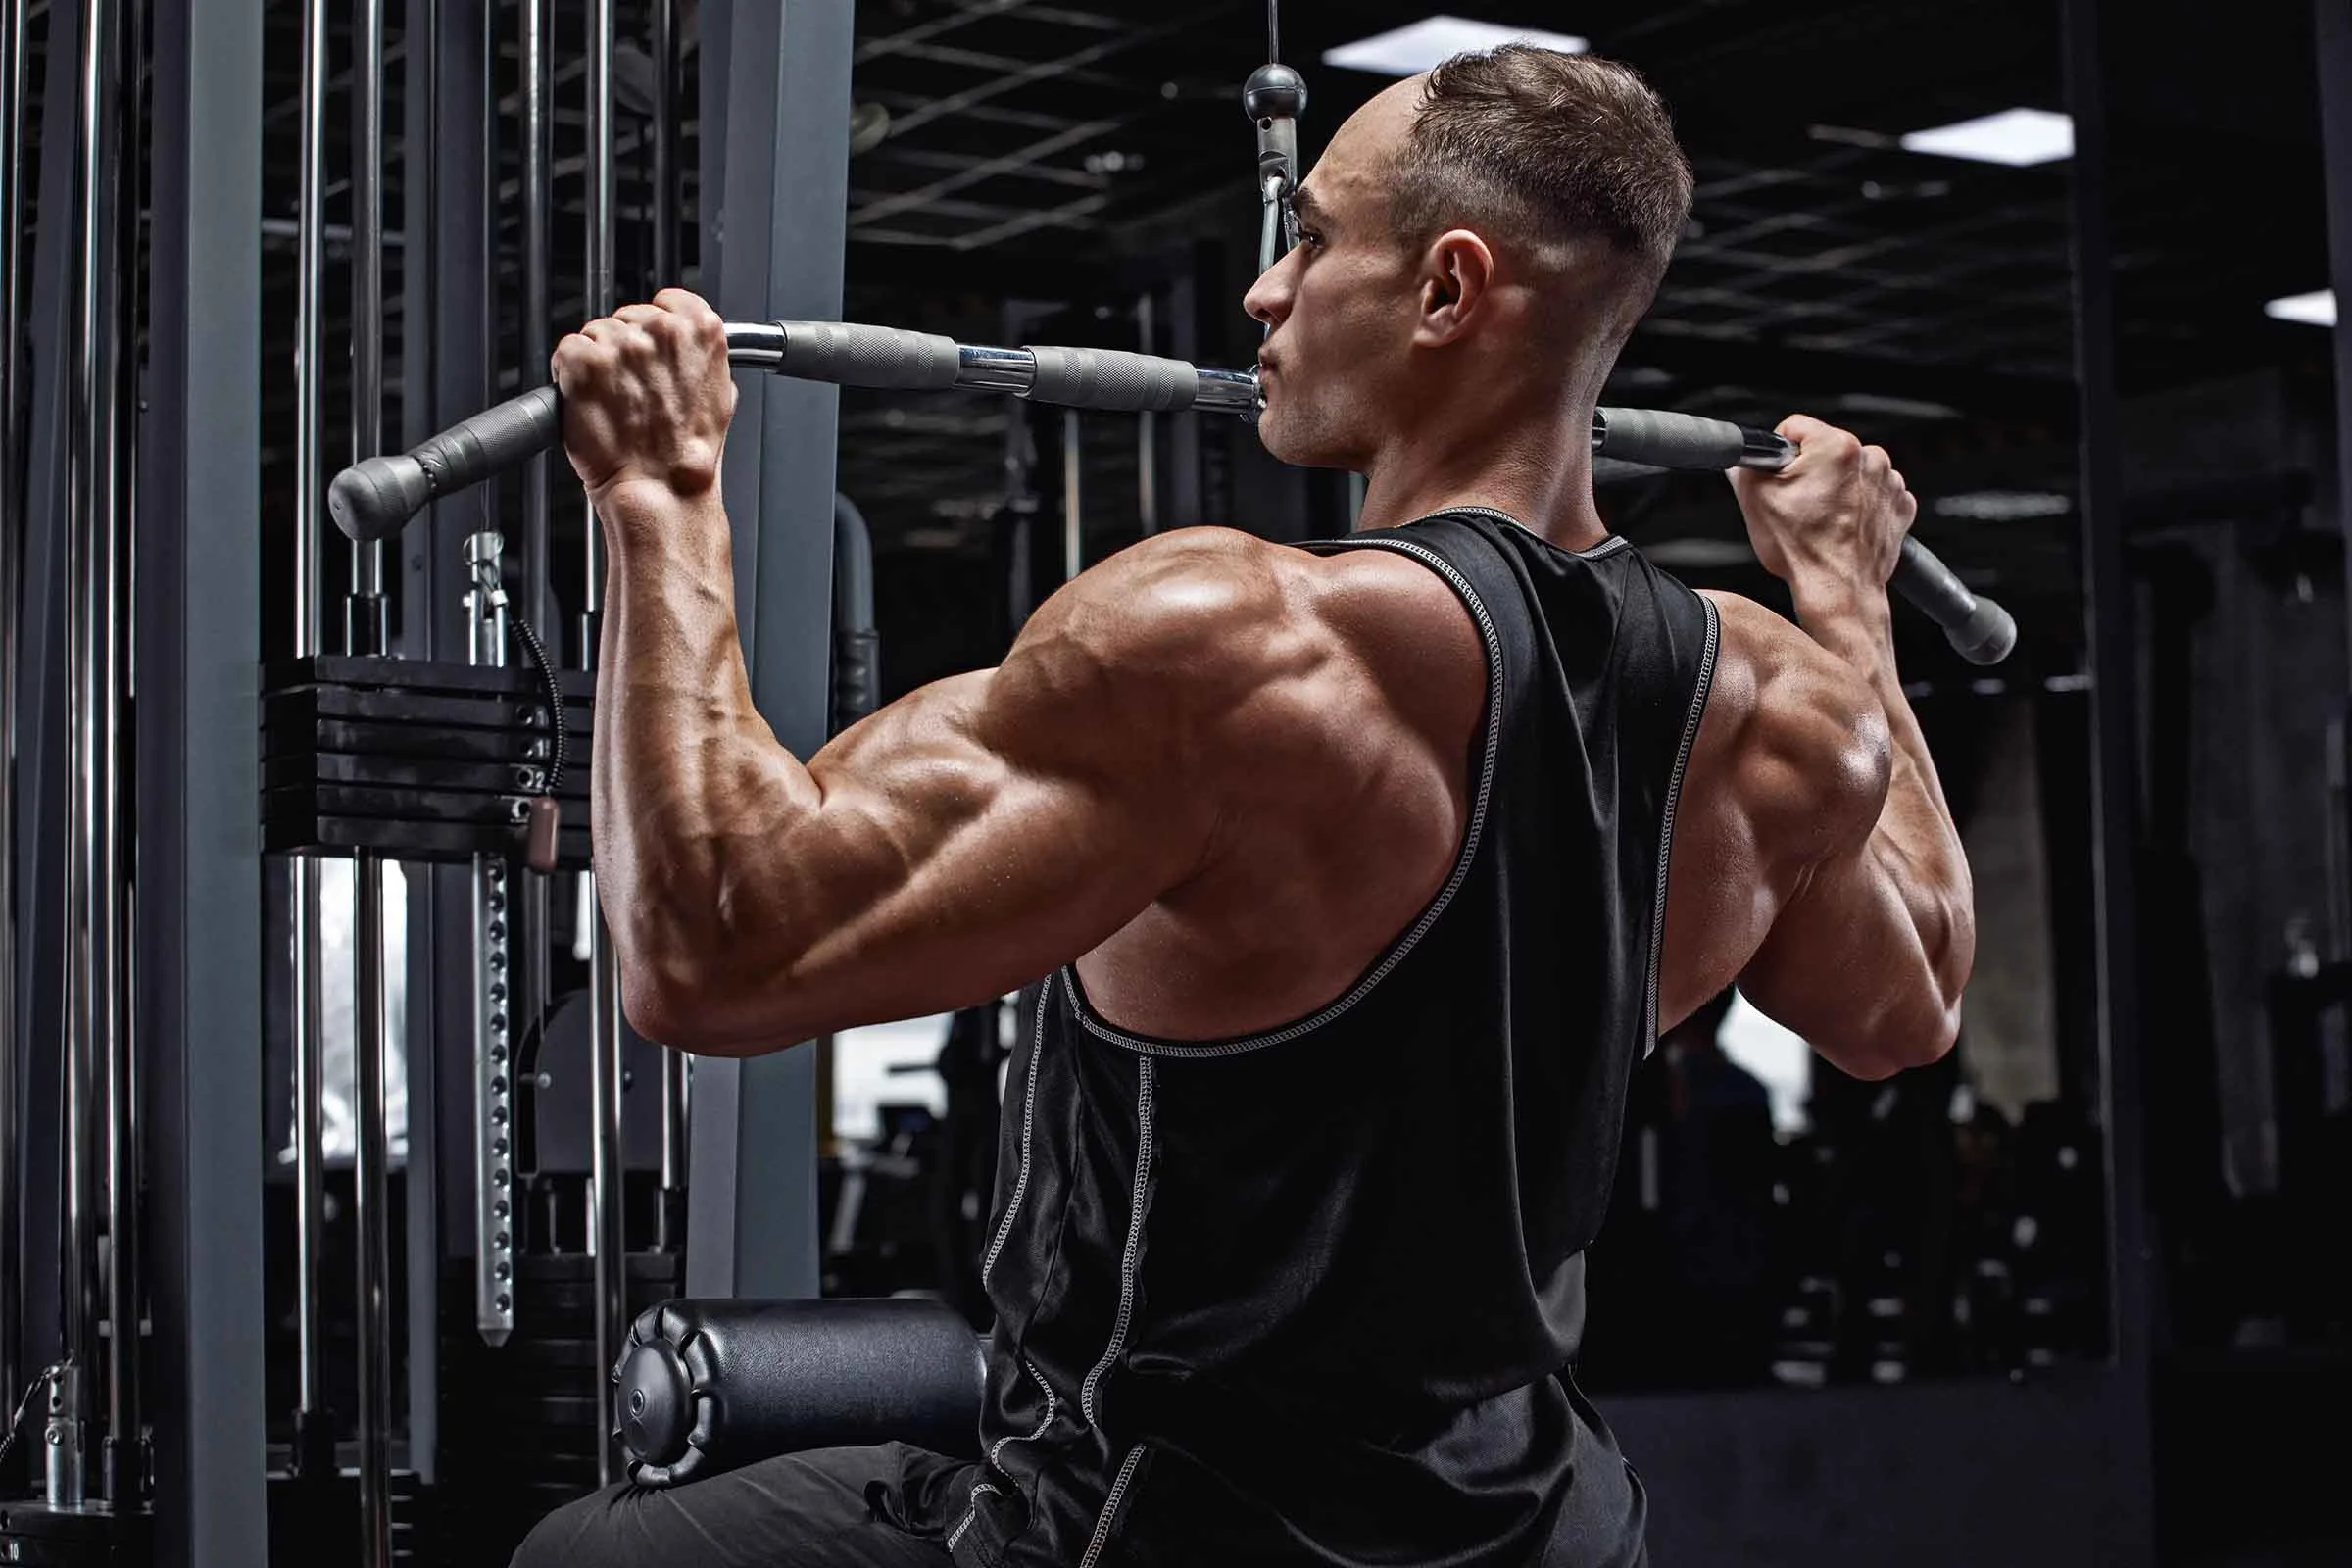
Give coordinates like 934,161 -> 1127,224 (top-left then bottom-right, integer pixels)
1297,230 -> 1324,251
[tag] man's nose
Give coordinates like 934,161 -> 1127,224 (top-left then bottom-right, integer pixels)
1244,257 -> 1291,330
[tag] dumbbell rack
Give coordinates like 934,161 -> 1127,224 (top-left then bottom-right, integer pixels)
259,657 -> 595,869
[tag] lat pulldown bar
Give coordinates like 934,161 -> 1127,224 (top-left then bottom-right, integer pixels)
329,321 -> 2018,665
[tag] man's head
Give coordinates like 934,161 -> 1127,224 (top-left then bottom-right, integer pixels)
1246,46 -> 1691,473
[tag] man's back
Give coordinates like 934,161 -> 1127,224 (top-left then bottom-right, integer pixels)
956,509 -> 1717,1568
1068,517 -> 1886,1060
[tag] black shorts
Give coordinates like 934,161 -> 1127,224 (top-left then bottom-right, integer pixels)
509,1444 -> 981,1568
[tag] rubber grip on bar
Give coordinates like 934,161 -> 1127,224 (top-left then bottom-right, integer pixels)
328,384 -> 562,543
1894,536 -> 2018,666
1027,345 -> 1199,412
1593,407 -> 1746,470
778,321 -> 961,390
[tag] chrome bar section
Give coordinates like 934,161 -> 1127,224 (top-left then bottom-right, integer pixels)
351,0 -> 392,1559
1061,410 -> 1082,582
1742,426 -> 1797,469
953,342 -> 1033,394
520,0 -> 550,633
0,0 -> 24,1426
1192,368 -> 1261,418
289,0 -> 330,1475
65,0 -> 127,1504
463,532 -> 514,1347
1137,294 -> 1159,535
586,0 -> 625,1487
720,320 -> 786,368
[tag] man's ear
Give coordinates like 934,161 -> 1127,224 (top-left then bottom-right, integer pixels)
1415,228 -> 1495,345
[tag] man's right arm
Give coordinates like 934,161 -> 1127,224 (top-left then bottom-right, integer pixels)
1724,590 -> 1974,1078
1705,418 -> 1976,1079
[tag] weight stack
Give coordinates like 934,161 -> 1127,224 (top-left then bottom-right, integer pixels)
265,1464 -> 422,1567
435,1250 -> 684,1568
0,1503 -> 154,1567
260,656 -> 595,868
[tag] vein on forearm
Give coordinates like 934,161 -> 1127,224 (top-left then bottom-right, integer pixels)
1790,577 -> 1973,986
594,490 -> 819,960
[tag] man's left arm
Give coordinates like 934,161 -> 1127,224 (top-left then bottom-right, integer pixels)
556,291 -> 1263,1053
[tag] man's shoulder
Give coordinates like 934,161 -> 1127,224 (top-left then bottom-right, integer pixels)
1059,525 -> 1482,698
1689,589 -> 1890,852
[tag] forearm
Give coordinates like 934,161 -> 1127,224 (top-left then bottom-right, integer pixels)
1787,569 -> 1974,995
592,480 -> 818,1011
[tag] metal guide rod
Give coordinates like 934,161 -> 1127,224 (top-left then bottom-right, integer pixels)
352,0 -> 386,613
63,0 -> 129,1505
0,0 -> 24,1424
517,0 -> 555,1328
585,0 -> 626,1487
584,0 -> 613,620
589,924 -> 624,1483
650,0 -> 686,1253
290,0 -> 330,1475
521,0 -> 550,635
650,0 -> 675,287
351,0 -> 392,1560
354,857 -> 392,1565
102,0 -> 137,1490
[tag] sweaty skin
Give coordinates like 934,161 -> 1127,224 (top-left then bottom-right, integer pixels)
557,78 -> 1973,1082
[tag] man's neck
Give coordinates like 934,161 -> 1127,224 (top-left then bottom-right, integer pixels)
1350,402 -> 1609,550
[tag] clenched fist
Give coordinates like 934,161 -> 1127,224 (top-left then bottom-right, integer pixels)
1727,415 -> 1917,593
551,287 -> 736,504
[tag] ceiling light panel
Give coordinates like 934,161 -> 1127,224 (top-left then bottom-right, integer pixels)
1899,108 -> 2074,167
1324,16 -> 1590,76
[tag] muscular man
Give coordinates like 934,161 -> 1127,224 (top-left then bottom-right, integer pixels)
513,43 -> 1973,1568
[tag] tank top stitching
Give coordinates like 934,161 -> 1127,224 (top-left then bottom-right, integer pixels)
1062,534 -> 1504,1059
1442,503 -> 1629,560
1642,594 -> 1722,1056
1079,1446 -> 1150,1568
986,1356 -> 1061,1471
979,979 -> 1056,1286
1078,1058 -> 1156,1427
946,1484 -> 1001,1553
950,1351 -> 1062,1555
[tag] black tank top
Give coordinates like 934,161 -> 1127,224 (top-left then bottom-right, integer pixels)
948,511 -> 1721,1568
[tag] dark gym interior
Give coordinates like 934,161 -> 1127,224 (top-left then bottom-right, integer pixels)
0,0 -> 2349,1563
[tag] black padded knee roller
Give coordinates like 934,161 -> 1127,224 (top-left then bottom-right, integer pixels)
614,1297 -> 986,1488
